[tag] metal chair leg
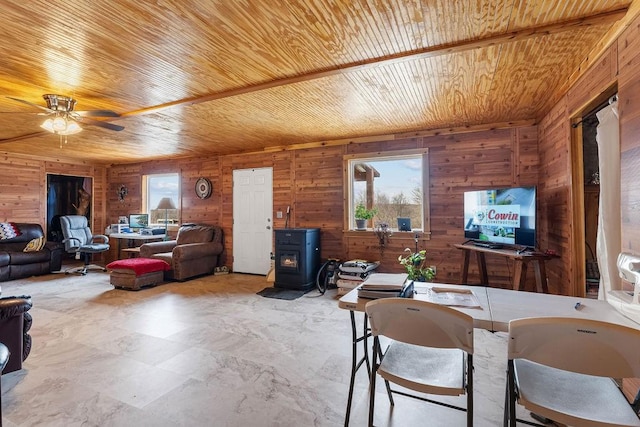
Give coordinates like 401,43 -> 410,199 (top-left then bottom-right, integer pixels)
467,354 -> 473,427
368,336 -> 379,427
377,342 -> 394,406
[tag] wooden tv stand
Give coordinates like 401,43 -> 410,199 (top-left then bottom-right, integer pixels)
454,243 -> 552,293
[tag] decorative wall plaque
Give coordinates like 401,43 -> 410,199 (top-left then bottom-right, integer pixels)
195,177 -> 212,199
118,184 -> 128,202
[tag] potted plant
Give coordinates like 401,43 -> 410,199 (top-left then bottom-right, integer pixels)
355,204 -> 377,230
398,248 -> 436,282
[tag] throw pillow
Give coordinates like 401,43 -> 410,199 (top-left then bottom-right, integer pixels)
0,222 -> 21,240
23,236 -> 46,252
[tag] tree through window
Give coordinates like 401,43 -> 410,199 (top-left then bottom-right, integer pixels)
345,149 -> 429,232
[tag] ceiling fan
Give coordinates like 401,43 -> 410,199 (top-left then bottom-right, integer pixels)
6,94 -> 124,135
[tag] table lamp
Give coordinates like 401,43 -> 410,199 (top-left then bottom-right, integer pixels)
156,197 -> 176,240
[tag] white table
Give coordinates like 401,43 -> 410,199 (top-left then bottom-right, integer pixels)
486,287 -> 640,332
109,232 -> 165,259
338,283 -> 493,330
338,282 -> 640,426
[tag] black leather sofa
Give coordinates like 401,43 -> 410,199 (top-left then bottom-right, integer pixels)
0,295 -> 32,374
0,223 -> 63,282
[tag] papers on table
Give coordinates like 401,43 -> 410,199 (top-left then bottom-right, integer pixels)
420,286 -> 482,308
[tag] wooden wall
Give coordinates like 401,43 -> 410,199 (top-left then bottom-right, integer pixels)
619,16 -> 640,253
536,11 -> 640,296
106,126 -> 539,289
0,151 -> 107,235
537,96 -> 573,295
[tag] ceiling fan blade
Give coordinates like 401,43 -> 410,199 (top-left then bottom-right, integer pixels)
6,96 -> 52,113
81,117 -> 124,131
76,110 -> 120,118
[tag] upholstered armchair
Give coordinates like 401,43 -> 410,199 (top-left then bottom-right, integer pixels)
139,224 -> 223,281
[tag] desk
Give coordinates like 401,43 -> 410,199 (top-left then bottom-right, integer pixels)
109,233 -> 165,259
454,243 -> 552,293
338,282 -> 640,426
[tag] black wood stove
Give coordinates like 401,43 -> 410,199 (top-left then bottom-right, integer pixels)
274,228 -> 320,291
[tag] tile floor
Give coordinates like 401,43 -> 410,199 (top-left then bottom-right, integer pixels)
1,271 -> 537,426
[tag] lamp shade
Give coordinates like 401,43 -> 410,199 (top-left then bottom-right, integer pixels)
59,120 -> 82,135
40,118 -> 55,132
156,197 -> 176,210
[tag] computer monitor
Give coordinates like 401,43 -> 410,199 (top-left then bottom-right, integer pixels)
397,217 -> 412,231
128,213 -> 149,229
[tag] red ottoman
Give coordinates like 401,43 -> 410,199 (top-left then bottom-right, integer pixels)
106,258 -> 171,290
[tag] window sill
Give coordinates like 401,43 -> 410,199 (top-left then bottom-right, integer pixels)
343,230 -> 429,239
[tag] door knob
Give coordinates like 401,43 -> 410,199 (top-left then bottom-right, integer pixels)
266,226 -> 271,230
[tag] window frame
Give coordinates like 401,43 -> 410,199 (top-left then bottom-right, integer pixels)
142,172 -> 181,226
343,148 -> 431,237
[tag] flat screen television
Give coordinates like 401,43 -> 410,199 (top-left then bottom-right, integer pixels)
463,186 -> 536,248
128,213 -> 149,229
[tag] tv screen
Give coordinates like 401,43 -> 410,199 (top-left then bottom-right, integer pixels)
463,186 -> 536,247
129,213 -> 149,229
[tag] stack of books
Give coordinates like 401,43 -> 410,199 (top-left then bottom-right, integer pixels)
336,260 -> 380,295
357,273 -> 414,299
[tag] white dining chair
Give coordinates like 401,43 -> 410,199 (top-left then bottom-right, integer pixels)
366,298 -> 474,427
505,316 -> 640,426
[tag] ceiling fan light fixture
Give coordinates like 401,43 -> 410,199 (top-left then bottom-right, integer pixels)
40,114 -> 82,135
52,116 -> 67,131
8,93 -> 121,140
59,120 -> 82,135
40,118 -> 55,132
43,94 -> 76,112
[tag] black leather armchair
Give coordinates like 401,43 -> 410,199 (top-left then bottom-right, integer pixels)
0,295 -> 32,374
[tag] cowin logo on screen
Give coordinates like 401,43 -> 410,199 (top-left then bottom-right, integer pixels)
577,329 -> 597,334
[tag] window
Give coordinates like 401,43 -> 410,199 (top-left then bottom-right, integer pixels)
345,149 -> 429,233
143,173 -> 180,225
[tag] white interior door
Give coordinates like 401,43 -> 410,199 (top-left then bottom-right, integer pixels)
233,167 -> 273,275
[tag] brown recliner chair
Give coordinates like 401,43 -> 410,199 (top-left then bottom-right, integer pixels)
0,295 -> 32,374
139,224 -> 223,281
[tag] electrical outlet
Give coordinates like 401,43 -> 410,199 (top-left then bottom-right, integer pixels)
276,211 -> 283,219
430,265 -> 436,275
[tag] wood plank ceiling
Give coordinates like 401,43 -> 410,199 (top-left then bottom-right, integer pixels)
0,0 -> 633,163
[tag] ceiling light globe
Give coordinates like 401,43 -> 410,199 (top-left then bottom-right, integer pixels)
40,118 -> 55,132
61,121 -> 82,135
52,116 -> 67,131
